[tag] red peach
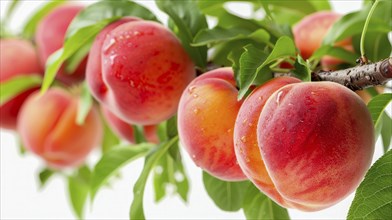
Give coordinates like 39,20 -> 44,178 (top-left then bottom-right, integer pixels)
293,11 -> 353,70
257,82 -> 374,210
101,107 -> 158,144
35,4 -> 86,84
86,17 -> 140,103
88,20 -> 195,125
178,68 -> 246,181
234,77 -> 304,209
0,39 -> 43,129
18,88 -> 102,169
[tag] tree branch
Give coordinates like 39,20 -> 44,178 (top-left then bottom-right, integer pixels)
311,58 -> 392,91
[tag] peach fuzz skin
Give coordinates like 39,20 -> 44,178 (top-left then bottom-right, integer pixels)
101,107 -> 158,144
0,39 -> 43,129
257,82 -> 374,211
17,89 -> 102,169
233,76 -> 311,210
87,20 -> 195,125
292,11 -> 353,70
178,68 -> 246,181
35,4 -> 87,84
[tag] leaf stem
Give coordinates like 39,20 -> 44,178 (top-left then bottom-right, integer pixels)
360,0 -> 381,62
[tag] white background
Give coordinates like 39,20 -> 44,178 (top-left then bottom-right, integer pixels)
0,1 -> 387,219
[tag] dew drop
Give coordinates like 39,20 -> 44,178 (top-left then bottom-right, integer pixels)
227,128 -> 232,133
192,154 -> 196,159
258,96 -> 263,101
245,157 -> 250,163
193,93 -> 199,98
193,108 -> 199,114
276,91 -> 284,105
188,86 -> 196,94
174,171 -> 184,182
130,80 -> 135,87
248,123 -> 253,127
242,118 -> 248,125
241,136 -> 247,143
155,166 -> 163,174
104,38 -> 116,53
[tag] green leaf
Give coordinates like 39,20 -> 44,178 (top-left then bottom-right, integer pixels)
90,143 -> 153,201
41,0 -> 158,94
198,1 -> 260,31
193,27 -> 253,46
238,36 -> 296,99
243,183 -> 290,220
367,93 -> 392,128
68,166 -> 91,220
38,168 -> 55,188
66,0 -> 157,38
2,0 -> 21,27
0,75 -> 42,105
22,1 -> 65,39
347,150 -> 392,220
101,115 -> 121,153
260,0 -> 329,15
352,32 -> 391,62
156,0 -> 208,68
166,116 -> 178,139
76,82 -> 93,125
310,45 -> 358,65
323,2 -> 391,45
381,113 -> 392,153
238,44 -> 270,95
202,172 -> 249,212
132,125 -> 147,144
292,55 -> 311,82
41,22 -> 113,94
153,152 -> 189,203
130,136 -> 179,220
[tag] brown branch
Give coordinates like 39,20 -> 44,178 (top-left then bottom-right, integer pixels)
311,58 -> 392,91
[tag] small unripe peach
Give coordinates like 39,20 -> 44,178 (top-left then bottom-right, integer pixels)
18,88 -> 102,169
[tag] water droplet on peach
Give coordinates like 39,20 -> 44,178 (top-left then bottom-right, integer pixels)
241,136 -> 247,143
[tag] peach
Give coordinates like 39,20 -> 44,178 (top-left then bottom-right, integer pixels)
86,17 -> 140,103
35,4 -> 86,84
18,88 -> 102,169
87,20 -> 195,125
234,77 -> 303,209
0,39 -> 43,129
293,11 -> 353,70
256,82 -> 374,210
178,68 -> 246,181
101,107 -> 158,144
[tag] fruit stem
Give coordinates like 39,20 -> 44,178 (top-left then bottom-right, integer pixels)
360,0 -> 381,64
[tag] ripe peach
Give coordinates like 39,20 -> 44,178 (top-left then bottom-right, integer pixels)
18,88 -> 102,169
35,4 -> 86,84
101,107 -> 158,144
293,11 -> 353,70
234,77 -> 303,208
0,39 -> 43,129
86,17 -> 140,103
88,20 -> 195,125
178,68 -> 246,181
257,82 -> 374,210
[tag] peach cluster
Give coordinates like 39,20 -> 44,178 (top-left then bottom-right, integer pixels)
178,68 -> 375,211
